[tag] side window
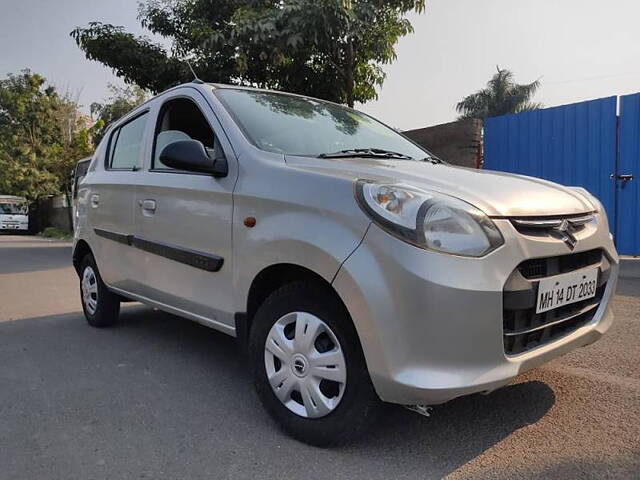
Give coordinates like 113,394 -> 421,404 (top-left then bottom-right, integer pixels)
153,98 -> 218,170
108,112 -> 149,170
73,160 -> 91,199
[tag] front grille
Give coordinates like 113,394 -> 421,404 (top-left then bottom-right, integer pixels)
517,248 -> 603,279
510,214 -> 596,251
503,249 -> 609,355
510,213 -> 595,238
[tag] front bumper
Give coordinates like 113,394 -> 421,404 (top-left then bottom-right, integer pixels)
1,224 -> 28,231
332,215 -> 618,405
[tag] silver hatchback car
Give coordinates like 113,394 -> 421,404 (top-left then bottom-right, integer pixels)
73,82 -> 618,445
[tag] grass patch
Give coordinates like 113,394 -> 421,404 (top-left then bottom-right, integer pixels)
39,226 -> 73,240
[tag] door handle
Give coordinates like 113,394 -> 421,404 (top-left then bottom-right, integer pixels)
90,194 -> 100,208
140,199 -> 157,213
611,174 -> 634,182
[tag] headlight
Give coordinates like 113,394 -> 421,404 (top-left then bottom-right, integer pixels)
355,180 -> 504,257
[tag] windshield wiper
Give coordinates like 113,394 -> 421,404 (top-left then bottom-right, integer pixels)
420,155 -> 445,164
318,148 -> 414,160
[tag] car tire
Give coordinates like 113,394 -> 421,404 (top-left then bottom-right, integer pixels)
249,281 -> 380,446
79,254 -> 120,327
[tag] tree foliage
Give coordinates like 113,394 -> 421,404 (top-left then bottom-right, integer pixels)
71,0 -> 426,107
90,83 -> 148,145
456,66 -> 542,120
0,70 -> 93,201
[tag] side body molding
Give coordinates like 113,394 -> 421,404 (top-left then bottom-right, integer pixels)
94,228 -> 223,272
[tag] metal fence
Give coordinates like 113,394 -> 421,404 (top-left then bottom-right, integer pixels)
484,95 -> 639,255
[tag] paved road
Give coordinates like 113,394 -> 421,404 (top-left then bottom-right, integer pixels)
1,234 -> 638,479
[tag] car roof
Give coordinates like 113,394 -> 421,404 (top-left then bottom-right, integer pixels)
206,82 -> 344,106
152,82 -> 343,109
112,81 -> 350,134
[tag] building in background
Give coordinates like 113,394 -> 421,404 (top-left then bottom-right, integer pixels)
404,118 -> 483,168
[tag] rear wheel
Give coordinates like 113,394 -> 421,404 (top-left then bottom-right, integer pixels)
79,254 -> 120,327
249,281 -> 379,446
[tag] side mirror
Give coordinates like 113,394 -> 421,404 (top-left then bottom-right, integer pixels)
159,139 -> 228,177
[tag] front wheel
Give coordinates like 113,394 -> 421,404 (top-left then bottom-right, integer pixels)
249,282 -> 380,446
79,254 -> 120,327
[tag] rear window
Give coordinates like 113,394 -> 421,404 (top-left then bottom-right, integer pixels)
107,113 -> 149,170
73,160 -> 91,198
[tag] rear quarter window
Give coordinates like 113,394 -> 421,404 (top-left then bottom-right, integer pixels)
107,112 -> 149,170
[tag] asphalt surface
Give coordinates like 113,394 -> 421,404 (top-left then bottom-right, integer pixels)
0,234 -> 638,479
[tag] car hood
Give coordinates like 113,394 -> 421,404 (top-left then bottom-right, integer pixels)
285,155 -> 595,217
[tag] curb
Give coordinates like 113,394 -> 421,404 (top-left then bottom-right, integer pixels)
620,257 -> 640,279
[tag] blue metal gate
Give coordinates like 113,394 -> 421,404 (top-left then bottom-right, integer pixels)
484,95 -> 639,255
617,94 -> 640,255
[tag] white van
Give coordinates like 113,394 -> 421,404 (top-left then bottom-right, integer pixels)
0,195 -> 29,231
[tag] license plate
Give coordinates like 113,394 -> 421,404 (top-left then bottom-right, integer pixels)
536,268 -> 598,313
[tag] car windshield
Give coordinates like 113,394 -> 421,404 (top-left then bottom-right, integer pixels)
0,202 -> 27,215
215,88 -> 428,160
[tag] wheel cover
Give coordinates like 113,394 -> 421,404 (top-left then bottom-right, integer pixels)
264,312 -> 347,419
81,266 -> 98,315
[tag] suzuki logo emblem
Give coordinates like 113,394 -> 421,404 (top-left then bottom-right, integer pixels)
557,219 -> 569,232
554,220 -> 578,250
294,359 -> 305,373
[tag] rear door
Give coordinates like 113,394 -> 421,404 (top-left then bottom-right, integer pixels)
88,110 -> 151,292
132,88 -> 238,331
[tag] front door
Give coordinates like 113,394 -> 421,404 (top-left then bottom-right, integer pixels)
132,88 -> 237,331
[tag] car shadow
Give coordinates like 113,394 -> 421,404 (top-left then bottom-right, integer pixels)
0,306 -> 555,479
341,380 -> 554,475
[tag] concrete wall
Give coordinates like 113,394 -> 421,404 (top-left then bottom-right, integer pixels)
31,195 -> 71,233
404,118 -> 483,168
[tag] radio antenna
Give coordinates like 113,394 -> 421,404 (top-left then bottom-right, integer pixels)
185,59 -> 204,84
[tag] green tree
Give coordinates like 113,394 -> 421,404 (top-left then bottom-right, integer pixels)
71,0 -> 426,107
90,83 -> 148,145
51,91 -> 94,226
0,70 -> 92,202
0,71 -> 61,200
456,66 -> 542,120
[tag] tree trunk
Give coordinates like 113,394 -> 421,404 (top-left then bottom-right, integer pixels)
345,41 -> 355,108
64,187 -> 73,232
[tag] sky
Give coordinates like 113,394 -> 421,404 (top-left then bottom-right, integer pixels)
1,0 -> 640,130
